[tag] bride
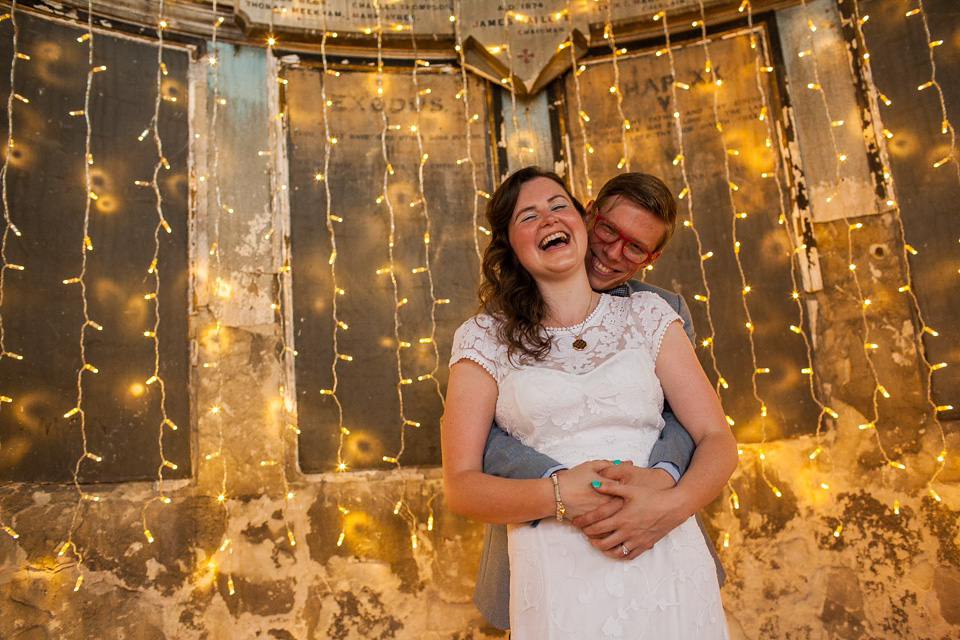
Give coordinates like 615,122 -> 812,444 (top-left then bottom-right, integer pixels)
442,167 -> 737,637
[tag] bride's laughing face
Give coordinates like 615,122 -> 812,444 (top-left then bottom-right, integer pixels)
508,177 -> 588,283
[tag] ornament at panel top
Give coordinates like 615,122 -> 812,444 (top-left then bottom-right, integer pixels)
460,2 -> 593,96
233,0 -> 457,38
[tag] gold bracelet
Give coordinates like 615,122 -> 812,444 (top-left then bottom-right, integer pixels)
550,472 -> 565,521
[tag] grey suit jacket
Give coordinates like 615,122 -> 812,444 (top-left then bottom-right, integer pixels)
473,280 -> 726,630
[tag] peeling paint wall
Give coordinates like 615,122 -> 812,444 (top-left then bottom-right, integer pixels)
713,210 -> 960,638
2,1 -> 959,639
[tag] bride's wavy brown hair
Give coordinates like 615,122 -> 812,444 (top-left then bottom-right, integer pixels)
478,167 -> 585,363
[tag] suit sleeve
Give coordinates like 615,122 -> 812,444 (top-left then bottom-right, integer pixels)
675,291 -> 696,345
483,421 -> 561,479
648,291 -> 696,474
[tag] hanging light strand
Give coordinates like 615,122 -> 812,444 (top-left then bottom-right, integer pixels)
0,0 -> 24,560
798,0 -> 898,476
317,4 -> 353,557
262,11 -> 298,550
452,2 -> 483,262
402,3 -> 440,510
849,0 -> 950,495
374,0 -> 409,468
502,7 -> 527,167
0,0 -> 21,444
658,12 -> 725,398
317,6 -> 348,475
209,0 -> 229,516
744,1 -> 831,475
408,12 -> 445,408
911,0 -> 957,181
207,0 -> 235,584
139,0 -> 181,560
603,3 -> 630,171
149,0 -> 176,507
63,1 -> 100,594
565,0 -> 593,197
186,0 -> 233,580
695,1 -> 779,499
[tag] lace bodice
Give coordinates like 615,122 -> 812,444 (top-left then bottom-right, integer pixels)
450,292 -> 681,467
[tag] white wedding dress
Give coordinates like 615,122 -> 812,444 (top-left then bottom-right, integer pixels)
451,292 -> 729,639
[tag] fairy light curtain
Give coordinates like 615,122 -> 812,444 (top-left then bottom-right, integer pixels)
562,22 -> 821,442
285,61 -> 495,473
0,9 -> 190,482
855,0 -> 959,422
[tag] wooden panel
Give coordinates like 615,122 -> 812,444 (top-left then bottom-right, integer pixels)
286,62 -> 495,471
858,0 -> 960,422
561,24 -> 822,441
0,11 -> 191,482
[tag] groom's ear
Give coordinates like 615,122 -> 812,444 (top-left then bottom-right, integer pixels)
584,199 -> 597,221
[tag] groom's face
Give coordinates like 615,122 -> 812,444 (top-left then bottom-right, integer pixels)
583,196 -> 666,292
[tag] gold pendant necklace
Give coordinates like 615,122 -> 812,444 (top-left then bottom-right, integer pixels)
568,293 -> 595,351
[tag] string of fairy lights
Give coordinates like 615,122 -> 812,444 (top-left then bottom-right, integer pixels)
649,8 -> 785,535
373,0 -> 408,469
409,4 -> 452,548
315,3 -> 349,479
196,0 -> 236,594
905,1 -> 958,184
794,0 -> 908,524
352,0 -> 422,550
502,9 -> 533,167
688,2 -> 839,546
144,0 -> 180,539
311,1 -> 357,550
408,15 -> 446,412
264,10 -> 299,553
452,1 -> 485,262
654,10 -> 726,415
58,0 -> 101,593
603,2 -> 630,173
0,0 -> 954,598
740,0 -> 831,515
686,3 -> 778,509
846,0 -> 951,501
563,2 -> 594,200
0,1 -> 20,542
388,5 -> 443,549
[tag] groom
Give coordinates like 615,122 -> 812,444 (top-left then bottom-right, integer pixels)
474,172 -> 726,630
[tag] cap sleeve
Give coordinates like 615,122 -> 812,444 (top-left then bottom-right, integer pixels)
628,291 -> 682,363
449,314 -> 502,385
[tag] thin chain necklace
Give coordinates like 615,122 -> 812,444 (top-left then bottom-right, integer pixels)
551,292 -> 597,351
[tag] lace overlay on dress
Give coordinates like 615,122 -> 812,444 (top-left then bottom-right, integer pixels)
450,292 -> 729,639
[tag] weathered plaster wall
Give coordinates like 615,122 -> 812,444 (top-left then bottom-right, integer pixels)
2,2 -> 959,639
0,42 -> 503,640
712,210 -> 960,638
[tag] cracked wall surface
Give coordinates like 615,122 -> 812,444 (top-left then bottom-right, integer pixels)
2,1 -> 959,638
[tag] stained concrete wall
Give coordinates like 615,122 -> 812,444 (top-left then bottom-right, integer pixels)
2,1 -> 960,639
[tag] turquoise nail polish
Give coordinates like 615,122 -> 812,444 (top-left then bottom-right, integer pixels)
591,481 -> 601,488
613,460 -> 621,465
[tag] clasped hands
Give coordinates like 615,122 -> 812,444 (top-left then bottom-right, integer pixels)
554,460 -> 685,561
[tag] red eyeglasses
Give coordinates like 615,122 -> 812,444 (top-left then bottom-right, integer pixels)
591,212 -> 655,264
